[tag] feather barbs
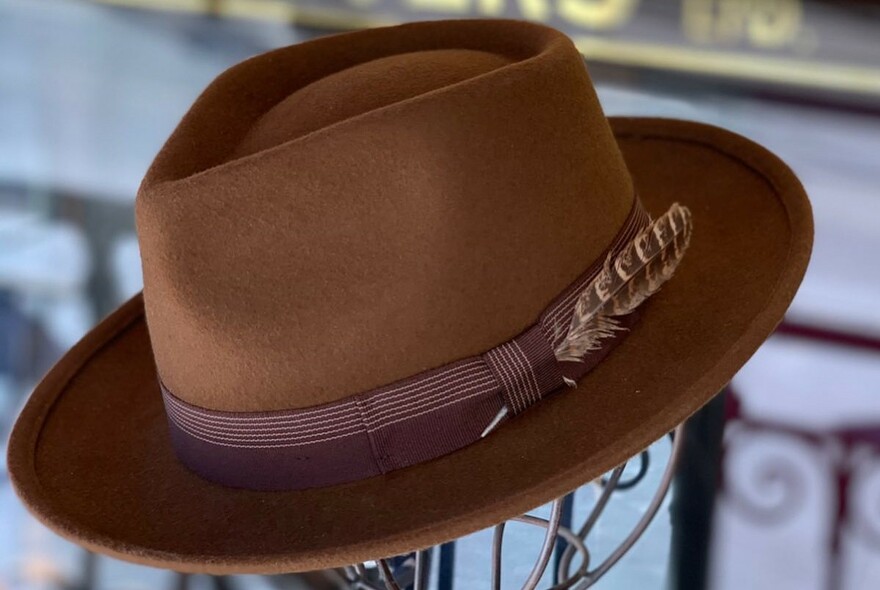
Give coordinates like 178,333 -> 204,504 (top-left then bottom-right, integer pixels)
554,203 -> 693,364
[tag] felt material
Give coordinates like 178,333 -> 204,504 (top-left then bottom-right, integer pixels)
135,19 -> 634,412
6,18 -> 812,575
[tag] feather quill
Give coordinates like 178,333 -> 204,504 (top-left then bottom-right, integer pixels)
554,203 -> 693,364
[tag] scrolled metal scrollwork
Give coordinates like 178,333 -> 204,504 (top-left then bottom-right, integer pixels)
721,423 -> 823,525
601,450 -> 650,491
342,425 -> 684,590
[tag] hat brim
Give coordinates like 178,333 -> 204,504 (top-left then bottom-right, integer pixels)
7,118 -> 812,574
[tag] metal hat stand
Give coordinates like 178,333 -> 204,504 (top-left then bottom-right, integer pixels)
330,425 -> 684,590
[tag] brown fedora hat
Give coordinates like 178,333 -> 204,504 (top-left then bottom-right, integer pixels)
8,19 -> 811,574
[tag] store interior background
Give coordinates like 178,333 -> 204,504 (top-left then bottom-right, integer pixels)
1,1 -> 878,589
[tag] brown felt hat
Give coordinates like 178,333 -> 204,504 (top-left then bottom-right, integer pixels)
8,19 -> 811,574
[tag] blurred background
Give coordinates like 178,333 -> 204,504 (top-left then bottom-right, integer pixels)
0,0 -> 878,589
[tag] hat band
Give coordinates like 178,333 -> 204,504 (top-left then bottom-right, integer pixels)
161,198 -> 659,491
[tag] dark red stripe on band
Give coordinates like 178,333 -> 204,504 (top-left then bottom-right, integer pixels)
161,199 -> 651,490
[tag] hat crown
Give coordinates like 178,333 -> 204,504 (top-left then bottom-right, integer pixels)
233,48 -> 514,158
136,20 -> 634,412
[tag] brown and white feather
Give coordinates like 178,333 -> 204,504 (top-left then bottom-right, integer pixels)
554,203 -> 693,364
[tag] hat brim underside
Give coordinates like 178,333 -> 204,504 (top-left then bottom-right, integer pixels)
7,118 -> 812,574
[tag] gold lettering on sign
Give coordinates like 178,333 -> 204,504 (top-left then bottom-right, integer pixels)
683,0 -> 803,48
477,0 -> 505,14
748,0 -> 802,48
518,0 -> 551,20
682,0 -> 713,43
558,0 -> 639,30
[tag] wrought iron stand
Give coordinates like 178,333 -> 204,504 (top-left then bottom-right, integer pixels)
339,425 -> 685,590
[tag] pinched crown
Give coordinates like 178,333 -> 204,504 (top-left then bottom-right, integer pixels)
135,19 -> 634,413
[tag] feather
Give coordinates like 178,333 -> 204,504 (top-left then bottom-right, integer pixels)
554,203 -> 693,364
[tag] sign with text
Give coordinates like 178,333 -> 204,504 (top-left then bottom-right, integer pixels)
99,0 -> 880,97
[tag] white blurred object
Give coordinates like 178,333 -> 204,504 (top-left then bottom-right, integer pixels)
0,210 -> 90,296
110,233 -> 142,302
0,209 -> 93,348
